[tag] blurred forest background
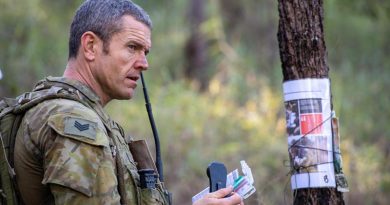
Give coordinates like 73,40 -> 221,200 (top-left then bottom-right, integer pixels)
1,0 -> 389,204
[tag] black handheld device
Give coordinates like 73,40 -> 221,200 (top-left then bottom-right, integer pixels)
207,162 -> 227,192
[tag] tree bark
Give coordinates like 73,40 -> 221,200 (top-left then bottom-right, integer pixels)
185,0 -> 209,91
277,0 -> 345,204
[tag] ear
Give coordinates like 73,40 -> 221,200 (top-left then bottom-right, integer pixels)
80,31 -> 101,61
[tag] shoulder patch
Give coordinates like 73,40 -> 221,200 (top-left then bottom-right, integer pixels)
48,113 -> 109,147
64,117 -> 97,140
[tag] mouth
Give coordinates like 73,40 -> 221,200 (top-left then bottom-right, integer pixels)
127,75 -> 139,82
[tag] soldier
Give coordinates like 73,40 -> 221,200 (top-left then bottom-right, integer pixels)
13,0 -> 243,204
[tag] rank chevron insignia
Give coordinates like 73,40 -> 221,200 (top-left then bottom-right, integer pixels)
74,120 -> 90,131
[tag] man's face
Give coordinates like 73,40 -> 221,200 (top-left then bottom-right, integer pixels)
93,15 -> 151,101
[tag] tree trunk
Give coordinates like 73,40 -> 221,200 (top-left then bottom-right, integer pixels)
185,0 -> 209,91
277,0 -> 345,204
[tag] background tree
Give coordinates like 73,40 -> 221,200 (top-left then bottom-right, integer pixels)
185,0 -> 209,91
277,0 -> 344,204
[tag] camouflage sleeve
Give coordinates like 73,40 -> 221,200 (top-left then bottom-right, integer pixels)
41,110 -> 121,204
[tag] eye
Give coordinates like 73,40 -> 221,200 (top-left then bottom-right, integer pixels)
128,44 -> 137,51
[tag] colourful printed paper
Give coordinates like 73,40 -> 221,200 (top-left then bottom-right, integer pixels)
283,78 -> 336,189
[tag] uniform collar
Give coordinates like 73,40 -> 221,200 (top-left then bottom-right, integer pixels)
45,76 -> 101,104
44,76 -> 114,125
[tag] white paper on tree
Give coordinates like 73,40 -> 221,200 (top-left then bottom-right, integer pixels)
283,78 -> 336,189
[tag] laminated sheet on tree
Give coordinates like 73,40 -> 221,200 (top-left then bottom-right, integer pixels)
283,78 -> 336,189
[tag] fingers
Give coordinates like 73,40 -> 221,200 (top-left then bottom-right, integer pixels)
209,189 -> 243,205
225,192 -> 244,205
193,186 -> 244,205
208,186 -> 234,199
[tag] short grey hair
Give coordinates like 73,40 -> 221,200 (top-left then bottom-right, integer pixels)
68,0 -> 152,59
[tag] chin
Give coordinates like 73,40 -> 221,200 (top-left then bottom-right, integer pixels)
121,93 -> 134,100
126,91 -> 135,100
114,92 -> 133,100
116,88 -> 135,100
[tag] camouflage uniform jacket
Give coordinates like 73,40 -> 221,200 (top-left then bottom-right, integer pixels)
14,77 -> 166,205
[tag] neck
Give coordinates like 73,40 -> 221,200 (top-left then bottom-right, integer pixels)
63,58 -> 110,106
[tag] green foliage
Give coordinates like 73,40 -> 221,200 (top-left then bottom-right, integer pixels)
326,1 -> 390,203
0,0 -> 77,95
0,0 -> 389,204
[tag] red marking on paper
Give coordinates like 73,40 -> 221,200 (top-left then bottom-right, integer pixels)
300,114 -> 323,134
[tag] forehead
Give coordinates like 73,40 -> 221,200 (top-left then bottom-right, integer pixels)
115,15 -> 152,48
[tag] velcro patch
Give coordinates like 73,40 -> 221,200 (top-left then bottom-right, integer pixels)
64,117 -> 97,140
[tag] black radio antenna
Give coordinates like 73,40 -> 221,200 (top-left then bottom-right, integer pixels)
140,72 -> 164,182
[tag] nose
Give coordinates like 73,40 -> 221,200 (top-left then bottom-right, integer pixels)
134,53 -> 149,71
